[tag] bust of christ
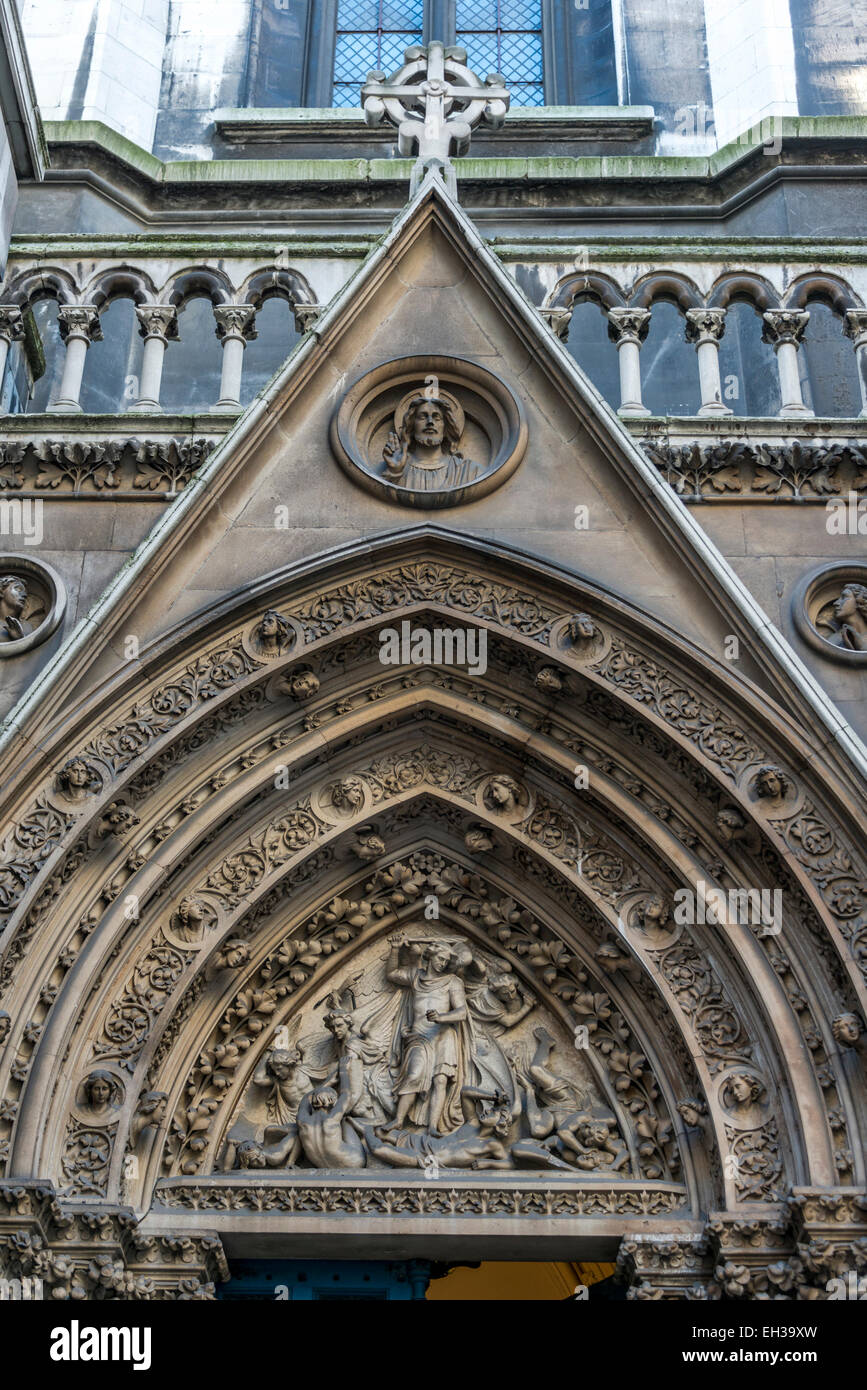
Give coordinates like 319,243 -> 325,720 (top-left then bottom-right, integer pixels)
382,393 -> 484,492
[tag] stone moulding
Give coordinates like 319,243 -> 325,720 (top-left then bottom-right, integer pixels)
151,1175 -> 690,1219
640,435 -> 867,501
0,435 -> 218,497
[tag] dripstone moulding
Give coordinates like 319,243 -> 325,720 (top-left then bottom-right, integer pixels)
0,555 -> 66,659
331,355 -> 527,508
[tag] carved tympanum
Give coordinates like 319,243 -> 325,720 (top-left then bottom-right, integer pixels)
220,929 -> 629,1176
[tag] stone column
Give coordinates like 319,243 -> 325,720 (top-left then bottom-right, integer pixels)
607,308 -> 651,416
130,305 -> 178,413
0,306 -> 24,401
762,309 -> 814,418
843,309 -> 867,417
48,305 -> 103,413
685,308 -> 732,416
213,305 -> 257,412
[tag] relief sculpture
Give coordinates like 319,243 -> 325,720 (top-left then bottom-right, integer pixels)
225,928 -> 623,1176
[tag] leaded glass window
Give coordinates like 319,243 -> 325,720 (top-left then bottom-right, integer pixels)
455,0 -> 544,106
333,1 -> 425,108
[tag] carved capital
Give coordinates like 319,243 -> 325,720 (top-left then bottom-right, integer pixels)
292,302 -> 323,334
762,309 -> 809,349
214,305 -> 257,343
843,309 -> 867,349
617,1233 -> 715,1299
0,306 -> 25,343
135,304 -> 178,343
607,307 -> 651,346
57,305 -> 103,344
685,307 -> 727,345
538,306 -> 573,341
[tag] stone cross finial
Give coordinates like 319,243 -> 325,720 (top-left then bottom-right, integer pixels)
362,41 -> 510,198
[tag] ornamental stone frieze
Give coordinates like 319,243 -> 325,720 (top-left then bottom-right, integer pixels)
641,435 -> 867,501
0,436 -> 217,496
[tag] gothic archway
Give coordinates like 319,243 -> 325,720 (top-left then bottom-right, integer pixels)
0,532 -> 864,1299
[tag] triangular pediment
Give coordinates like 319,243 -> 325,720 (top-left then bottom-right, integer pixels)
7,174 -> 866,785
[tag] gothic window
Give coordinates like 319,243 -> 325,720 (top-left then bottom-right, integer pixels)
333,1 -> 426,108
330,0 -> 548,107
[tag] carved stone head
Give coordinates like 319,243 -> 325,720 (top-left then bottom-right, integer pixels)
56,757 -> 100,803
753,764 -> 791,803
464,823 -> 493,854
252,609 -> 294,658
286,668 -> 320,702
715,806 -> 748,844
724,1072 -> 764,1110
567,612 -> 598,644
80,1069 -> 123,1118
0,1010 -> 10,1045
237,1140 -> 267,1169
0,575 -> 29,641
832,1012 -> 862,1047
483,774 -> 524,815
331,775 -> 366,812
677,1098 -> 707,1128
534,666 -> 563,694
171,896 -> 210,943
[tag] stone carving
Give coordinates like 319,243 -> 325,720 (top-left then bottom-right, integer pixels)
283,667 -> 319,701
643,438 -> 867,501
0,1011 -> 10,1045
481,774 -> 527,817
331,360 -> 527,507
351,826 -> 386,862
95,801 -> 140,840
720,1072 -> 769,1131
362,41 -> 509,196
168,896 -> 216,945
0,575 -> 31,642
221,930 -> 626,1177
793,563 -> 867,665
677,1098 -> 708,1128
824,583 -> 867,652
331,775 -> 366,814
629,892 -> 676,946
464,823 -> 493,854
751,764 -> 792,808
54,757 -> 102,804
0,437 -> 216,494
382,389 -> 484,493
250,610 -> 295,659
832,1012 -> 862,1047
130,1090 -> 168,1148
77,1069 -> 124,1121
534,666 -> 563,694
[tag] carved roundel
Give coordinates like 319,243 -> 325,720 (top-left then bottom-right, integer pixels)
792,562 -> 867,666
330,355 -> 528,508
0,555 -> 66,659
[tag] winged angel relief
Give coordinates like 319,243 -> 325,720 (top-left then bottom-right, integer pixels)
223,930 -> 629,1176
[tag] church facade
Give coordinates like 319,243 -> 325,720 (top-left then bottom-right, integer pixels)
0,0 -> 866,1301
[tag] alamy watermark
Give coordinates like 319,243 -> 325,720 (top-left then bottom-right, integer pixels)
379,619 -> 487,676
674,880 -> 782,936
0,497 -> 43,546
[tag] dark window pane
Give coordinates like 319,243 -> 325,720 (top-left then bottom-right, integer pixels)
640,301 -> 702,417
333,0 -> 424,106
27,300 -> 63,413
717,302 -> 781,417
161,298 -> 224,414
456,0 -> 544,104
565,299 -> 621,409
800,301 -> 860,418
240,298 -> 300,406
248,0 -> 310,107
79,299 -> 143,414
